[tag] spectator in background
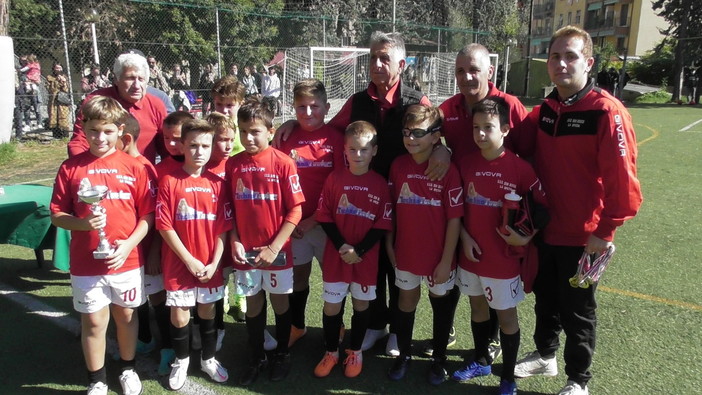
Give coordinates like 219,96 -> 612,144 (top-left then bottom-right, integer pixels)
46,63 -> 72,139
81,64 -> 110,97
685,67 -> 698,104
596,67 -> 613,94
228,63 -> 240,80
254,65 -> 264,94
261,64 -> 281,115
199,63 -> 217,114
148,55 -> 173,97
18,54 -> 42,126
170,64 -> 192,111
242,65 -> 258,96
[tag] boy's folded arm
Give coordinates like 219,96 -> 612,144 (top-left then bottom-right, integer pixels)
353,228 -> 386,257
319,222 -> 346,250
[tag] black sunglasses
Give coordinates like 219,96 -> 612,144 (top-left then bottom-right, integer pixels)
401,124 -> 441,138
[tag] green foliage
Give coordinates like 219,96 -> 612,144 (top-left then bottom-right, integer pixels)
634,90 -> 673,103
629,40 -> 676,86
0,142 -> 18,166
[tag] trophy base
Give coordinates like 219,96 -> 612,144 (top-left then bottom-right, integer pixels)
93,249 -> 114,259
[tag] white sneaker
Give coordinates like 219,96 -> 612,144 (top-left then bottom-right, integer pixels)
558,380 -> 589,395
86,381 -> 108,395
191,323 -> 201,350
514,350 -> 558,378
264,328 -> 278,351
169,356 -> 190,390
118,369 -> 142,395
361,327 -> 388,351
201,357 -> 229,383
385,333 -> 400,357
216,329 -> 225,352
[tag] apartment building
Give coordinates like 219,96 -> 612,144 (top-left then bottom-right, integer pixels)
528,0 -> 669,58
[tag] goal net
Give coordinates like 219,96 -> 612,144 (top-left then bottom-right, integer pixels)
279,48 -> 498,122
281,47 -> 370,122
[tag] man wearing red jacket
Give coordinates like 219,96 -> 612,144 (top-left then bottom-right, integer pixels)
514,26 -> 642,395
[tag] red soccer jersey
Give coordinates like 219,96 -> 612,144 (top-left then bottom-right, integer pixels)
439,83 -> 531,161
206,158 -> 227,180
156,169 -> 233,291
389,155 -> 464,276
225,147 -> 305,271
50,150 -> 155,276
316,168 -> 393,286
155,156 -> 185,179
68,86 -> 167,163
135,154 -> 159,257
458,150 -> 547,279
277,124 -> 345,219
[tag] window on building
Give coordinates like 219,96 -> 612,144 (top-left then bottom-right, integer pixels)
620,4 -> 629,26
576,10 -> 581,24
568,11 -> 572,25
559,14 -> 564,28
617,37 -> 626,51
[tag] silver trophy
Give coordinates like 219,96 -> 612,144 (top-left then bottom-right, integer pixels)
77,185 -> 114,259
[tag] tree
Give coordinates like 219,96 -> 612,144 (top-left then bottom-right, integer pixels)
652,0 -> 702,100
1,0 -> 9,36
628,40 -> 675,86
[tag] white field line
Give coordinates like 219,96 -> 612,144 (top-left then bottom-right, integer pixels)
0,281 -> 221,395
18,177 -> 55,185
679,118 -> 702,132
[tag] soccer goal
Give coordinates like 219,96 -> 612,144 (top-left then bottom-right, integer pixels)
282,47 -> 370,122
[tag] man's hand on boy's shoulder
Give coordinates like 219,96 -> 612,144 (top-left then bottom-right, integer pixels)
272,120 -> 298,146
425,145 -> 451,181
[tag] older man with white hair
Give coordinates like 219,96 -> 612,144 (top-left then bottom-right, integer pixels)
68,52 -> 167,163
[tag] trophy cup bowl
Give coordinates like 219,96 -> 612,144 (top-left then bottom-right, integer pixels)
77,185 -> 114,259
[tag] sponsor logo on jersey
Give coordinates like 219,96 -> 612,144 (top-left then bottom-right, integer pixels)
175,198 -> 217,221
449,187 -> 463,207
289,174 -> 302,193
396,182 -> 441,207
336,193 -> 376,220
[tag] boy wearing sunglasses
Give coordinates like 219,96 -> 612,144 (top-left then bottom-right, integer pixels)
385,105 -> 463,384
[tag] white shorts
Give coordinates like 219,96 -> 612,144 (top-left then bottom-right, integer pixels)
235,268 -> 293,296
71,267 -> 146,314
456,268 -> 524,310
394,268 -> 456,296
143,273 -> 165,295
291,225 -> 326,266
322,282 -> 376,304
165,285 -> 225,308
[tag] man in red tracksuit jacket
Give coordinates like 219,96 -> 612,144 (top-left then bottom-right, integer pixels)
513,26 -> 642,395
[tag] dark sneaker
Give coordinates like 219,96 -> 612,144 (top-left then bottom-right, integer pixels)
269,352 -> 291,382
422,326 -> 457,357
427,357 -> 448,386
499,379 -> 518,395
488,339 -> 502,362
387,355 -> 411,381
238,355 -> 267,386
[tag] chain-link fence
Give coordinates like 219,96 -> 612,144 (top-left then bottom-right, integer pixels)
10,0 -> 487,137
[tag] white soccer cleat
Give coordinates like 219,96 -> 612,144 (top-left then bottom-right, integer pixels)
201,357 -> 229,383
558,380 -> 589,395
513,350 -> 558,378
118,369 -> 142,395
169,356 -> 190,391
